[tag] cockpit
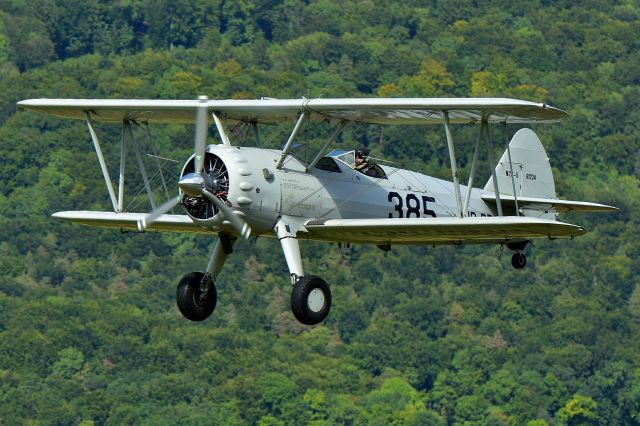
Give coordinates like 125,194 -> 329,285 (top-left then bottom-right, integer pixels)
315,149 -> 387,178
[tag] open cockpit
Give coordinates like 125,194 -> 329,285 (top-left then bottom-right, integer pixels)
316,149 -> 387,178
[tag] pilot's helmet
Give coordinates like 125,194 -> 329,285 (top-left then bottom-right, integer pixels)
355,148 -> 369,159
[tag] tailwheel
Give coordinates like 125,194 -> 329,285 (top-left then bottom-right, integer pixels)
511,252 -> 527,269
290,275 -> 332,325
176,272 -> 217,321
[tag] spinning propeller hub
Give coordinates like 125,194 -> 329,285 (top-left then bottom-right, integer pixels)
178,172 -> 219,197
178,172 -> 206,197
180,151 -> 230,221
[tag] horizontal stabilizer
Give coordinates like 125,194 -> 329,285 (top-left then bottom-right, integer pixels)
53,211 -> 207,233
303,216 -> 585,245
481,194 -> 618,213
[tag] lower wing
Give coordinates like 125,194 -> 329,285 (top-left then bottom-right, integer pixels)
302,216 -> 586,245
53,211 -> 207,233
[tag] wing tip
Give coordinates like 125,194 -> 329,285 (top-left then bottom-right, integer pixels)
52,211 -> 74,220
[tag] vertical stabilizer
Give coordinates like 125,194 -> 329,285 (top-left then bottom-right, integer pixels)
484,128 -> 556,218
484,128 -> 556,199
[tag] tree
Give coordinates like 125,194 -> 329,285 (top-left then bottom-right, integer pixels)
555,394 -> 599,426
359,377 -> 428,426
51,347 -> 84,379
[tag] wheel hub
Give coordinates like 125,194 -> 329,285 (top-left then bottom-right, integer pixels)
194,274 -> 212,307
307,288 -> 325,313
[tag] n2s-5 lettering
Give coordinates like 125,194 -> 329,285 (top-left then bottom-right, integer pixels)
388,192 -> 437,218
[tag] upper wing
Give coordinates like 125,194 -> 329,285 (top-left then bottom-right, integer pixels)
53,211 -> 208,233
481,194 -> 619,213
301,216 -> 585,245
17,97 -> 567,125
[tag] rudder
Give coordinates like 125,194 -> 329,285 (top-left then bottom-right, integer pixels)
484,128 -> 556,200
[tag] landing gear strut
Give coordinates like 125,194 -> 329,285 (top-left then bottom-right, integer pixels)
276,218 -> 332,325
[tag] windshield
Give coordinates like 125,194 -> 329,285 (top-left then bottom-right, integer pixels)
326,149 -> 355,166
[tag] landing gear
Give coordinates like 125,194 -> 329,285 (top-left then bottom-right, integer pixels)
507,240 -> 529,270
276,218 -> 332,325
291,275 -> 332,325
176,234 -> 236,322
511,252 -> 526,269
176,272 -> 217,321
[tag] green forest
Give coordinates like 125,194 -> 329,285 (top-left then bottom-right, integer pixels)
0,0 -> 639,424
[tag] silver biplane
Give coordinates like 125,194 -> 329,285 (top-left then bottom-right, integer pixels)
17,97 -> 616,325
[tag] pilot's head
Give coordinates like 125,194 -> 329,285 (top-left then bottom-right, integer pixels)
355,148 -> 369,163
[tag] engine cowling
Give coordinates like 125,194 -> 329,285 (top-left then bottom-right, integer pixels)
179,145 -> 281,236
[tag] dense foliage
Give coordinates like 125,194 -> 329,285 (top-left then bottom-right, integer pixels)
0,1 -> 639,424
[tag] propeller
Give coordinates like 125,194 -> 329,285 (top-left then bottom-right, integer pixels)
137,95 -> 252,239
193,95 -> 208,173
137,194 -> 182,231
202,190 -> 251,239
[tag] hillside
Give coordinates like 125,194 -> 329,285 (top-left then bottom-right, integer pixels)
0,1 -> 639,425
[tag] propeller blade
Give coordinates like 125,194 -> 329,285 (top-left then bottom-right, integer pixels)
202,190 -> 251,239
139,96 -> 210,231
194,95 -> 209,173
137,194 -> 183,231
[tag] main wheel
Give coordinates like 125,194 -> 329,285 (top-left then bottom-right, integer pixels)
290,275 -> 332,325
511,252 -> 527,269
176,272 -> 217,321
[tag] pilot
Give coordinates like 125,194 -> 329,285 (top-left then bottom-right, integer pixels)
354,148 -> 387,178
354,148 -> 369,171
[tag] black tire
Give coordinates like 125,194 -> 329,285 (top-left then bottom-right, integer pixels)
290,275 -> 332,325
511,252 -> 527,269
176,272 -> 217,321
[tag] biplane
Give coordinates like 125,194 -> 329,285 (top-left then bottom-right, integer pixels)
17,97 -> 616,325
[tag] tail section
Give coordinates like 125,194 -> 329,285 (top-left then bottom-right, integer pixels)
482,129 -> 617,217
480,129 -> 616,228
484,128 -> 556,218
484,128 -> 556,199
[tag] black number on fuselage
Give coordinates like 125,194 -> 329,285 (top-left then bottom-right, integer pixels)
388,192 -> 403,218
388,192 -> 438,218
422,196 -> 437,217
406,194 -> 420,217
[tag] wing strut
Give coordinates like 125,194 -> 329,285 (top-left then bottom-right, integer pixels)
504,122 -> 520,216
124,121 -> 157,210
276,111 -> 308,170
306,120 -> 347,173
118,123 -> 126,212
144,123 -> 172,208
485,120 -> 503,216
463,120 -> 484,216
212,110 -> 231,146
443,112 -> 463,218
84,112 -> 118,211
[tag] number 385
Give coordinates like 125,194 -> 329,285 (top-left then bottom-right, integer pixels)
388,192 -> 437,218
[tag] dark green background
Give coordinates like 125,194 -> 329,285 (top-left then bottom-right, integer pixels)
0,1 -> 638,424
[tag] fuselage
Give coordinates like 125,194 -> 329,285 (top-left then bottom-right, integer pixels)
191,145 -> 498,238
